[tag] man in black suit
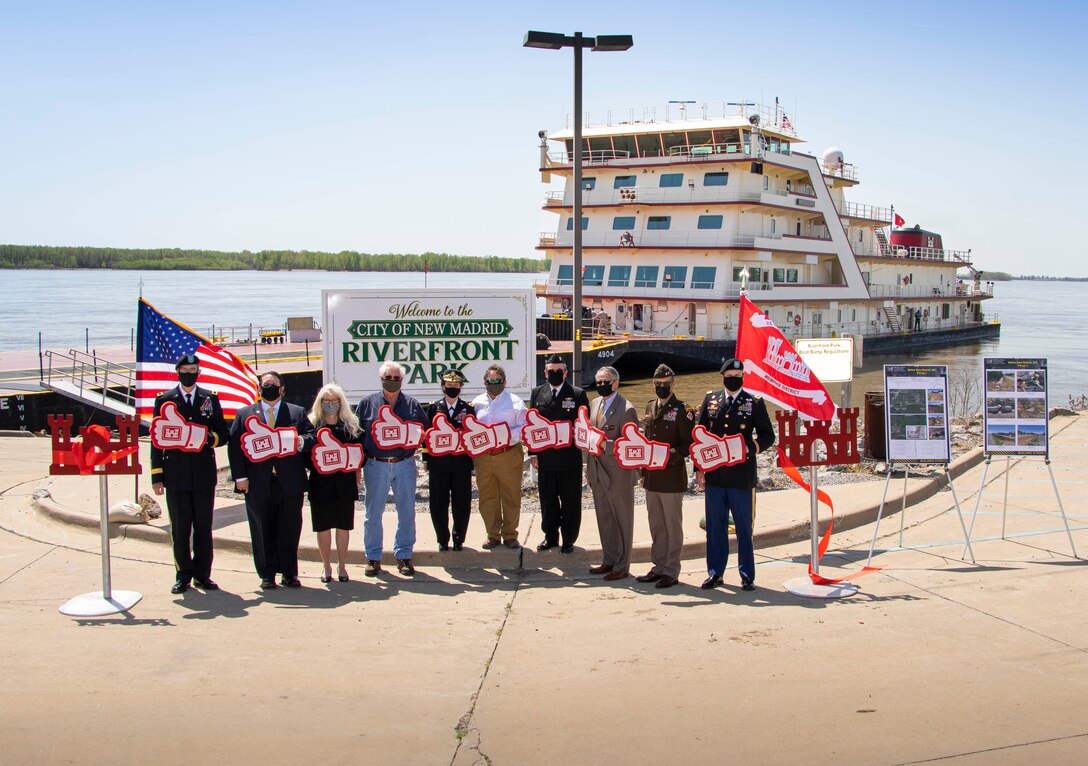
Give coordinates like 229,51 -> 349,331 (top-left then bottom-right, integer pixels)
529,354 -> 589,553
150,353 -> 229,594
422,370 -> 474,551
228,370 -> 315,590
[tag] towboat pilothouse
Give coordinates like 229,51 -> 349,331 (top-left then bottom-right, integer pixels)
533,100 -> 998,376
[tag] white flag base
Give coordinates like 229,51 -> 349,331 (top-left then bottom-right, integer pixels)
59,590 -> 142,617
783,578 -> 858,599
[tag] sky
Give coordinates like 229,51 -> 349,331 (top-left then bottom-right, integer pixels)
2,0 -> 1086,277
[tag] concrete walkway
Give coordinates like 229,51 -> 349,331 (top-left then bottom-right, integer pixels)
1,417 -> 1086,764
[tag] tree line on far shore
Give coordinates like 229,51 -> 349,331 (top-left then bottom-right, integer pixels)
0,245 -> 548,273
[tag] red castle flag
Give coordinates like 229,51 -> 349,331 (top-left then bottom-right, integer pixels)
735,294 -> 836,421
893,212 -> 905,227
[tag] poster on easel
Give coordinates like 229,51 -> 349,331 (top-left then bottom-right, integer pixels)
883,365 -> 950,464
982,358 -> 1048,457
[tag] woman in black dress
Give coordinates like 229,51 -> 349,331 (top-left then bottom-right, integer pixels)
307,383 -> 363,583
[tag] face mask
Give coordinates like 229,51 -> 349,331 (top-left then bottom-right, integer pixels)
723,377 -> 743,393
321,402 -> 339,416
442,387 -> 461,399
654,384 -> 672,399
382,379 -> 402,393
485,383 -> 504,397
177,371 -> 198,387
260,384 -> 281,401
546,370 -> 565,386
594,381 -> 614,397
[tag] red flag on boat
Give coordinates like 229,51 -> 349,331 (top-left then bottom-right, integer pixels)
735,294 -> 836,421
893,213 -> 905,227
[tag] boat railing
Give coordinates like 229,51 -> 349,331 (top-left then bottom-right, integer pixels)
533,279 -> 770,302
545,141 -> 798,167
867,284 -> 968,299
837,201 -> 892,222
822,163 -> 859,182
42,349 -> 136,410
543,187 -> 766,207
546,150 -> 632,165
538,230 -> 766,248
571,101 -> 798,138
857,243 -> 974,265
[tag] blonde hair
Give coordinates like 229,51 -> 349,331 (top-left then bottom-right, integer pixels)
309,383 -> 361,436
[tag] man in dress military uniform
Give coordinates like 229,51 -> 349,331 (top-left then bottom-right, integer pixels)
695,358 -> 775,591
151,354 -> 230,594
529,354 -> 590,553
423,370 -> 474,551
635,364 -> 695,589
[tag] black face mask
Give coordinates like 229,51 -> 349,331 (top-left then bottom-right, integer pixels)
382,379 -> 402,393
260,384 -> 281,401
654,384 -> 672,399
546,370 -> 565,386
485,383 -> 504,397
442,387 -> 461,399
723,377 -> 743,393
177,371 -> 198,388
594,381 -> 614,397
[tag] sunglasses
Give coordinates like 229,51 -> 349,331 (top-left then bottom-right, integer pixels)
485,378 -> 504,385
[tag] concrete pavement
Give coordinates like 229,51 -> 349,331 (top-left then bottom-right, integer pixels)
0,417 -> 1085,764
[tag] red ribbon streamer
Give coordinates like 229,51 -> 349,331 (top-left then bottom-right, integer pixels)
52,425 -> 139,475
777,446 -> 881,585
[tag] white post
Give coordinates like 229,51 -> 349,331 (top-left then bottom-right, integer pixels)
99,475 -> 112,598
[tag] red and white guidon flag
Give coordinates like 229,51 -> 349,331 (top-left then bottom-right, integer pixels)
735,294 -> 836,421
893,213 -> 905,227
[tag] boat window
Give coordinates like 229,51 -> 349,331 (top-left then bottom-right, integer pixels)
647,216 -> 671,230
557,265 -> 574,285
691,266 -> 716,289
942,303 -> 951,319
583,265 -> 604,286
659,173 -> 684,188
704,172 -> 729,186
786,268 -> 799,283
565,139 -> 575,156
608,265 -> 631,287
612,134 -> 638,158
614,176 -> 637,188
581,177 -> 597,191
565,217 -> 589,230
713,129 -> 740,145
636,134 -> 662,157
687,130 -> 712,146
663,266 -> 687,288
588,137 -> 613,158
763,176 -> 770,191
771,219 -> 776,234
773,268 -> 785,283
634,265 -> 659,288
662,132 -> 686,155
612,216 -> 636,230
698,215 -> 723,229
732,266 -> 761,282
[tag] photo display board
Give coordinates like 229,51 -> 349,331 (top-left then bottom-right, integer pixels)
983,358 -> 1049,456
884,364 -> 950,464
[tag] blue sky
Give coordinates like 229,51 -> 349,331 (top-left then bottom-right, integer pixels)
2,1 -> 1086,276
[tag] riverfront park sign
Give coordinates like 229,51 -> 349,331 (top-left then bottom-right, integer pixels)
322,289 -> 535,400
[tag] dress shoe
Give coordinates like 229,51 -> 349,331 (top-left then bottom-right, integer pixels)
281,576 -> 302,588
503,538 -> 520,549
741,577 -> 756,592
338,573 -> 349,582
452,543 -> 463,552
655,576 -> 680,589
396,558 -> 415,576
438,544 -> 450,552
481,538 -> 501,550
635,571 -> 662,583
193,578 -> 219,591
170,580 -> 190,594
260,578 -> 278,590
700,575 -> 723,590
536,539 -> 559,551
603,571 -> 629,582
589,564 -> 614,575
560,544 -> 574,554
364,560 -> 382,577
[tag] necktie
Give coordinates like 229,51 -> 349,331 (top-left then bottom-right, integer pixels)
267,406 -> 276,428
552,389 -> 559,405
726,396 -> 733,410
596,400 -> 605,427
186,394 -> 192,408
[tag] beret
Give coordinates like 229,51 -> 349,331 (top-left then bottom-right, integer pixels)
719,358 -> 744,373
175,353 -> 199,369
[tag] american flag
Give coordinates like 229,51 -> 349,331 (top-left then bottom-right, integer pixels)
781,112 -> 793,131
136,299 -> 260,419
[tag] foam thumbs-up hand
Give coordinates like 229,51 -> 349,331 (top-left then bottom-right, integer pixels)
522,408 -> 573,452
573,405 -> 605,456
371,405 -> 423,449
151,400 -> 208,452
312,427 -> 364,474
424,412 -> 464,456
461,415 -> 512,457
689,425 -> 747,473
241,416 -> 300,462
613,422 -> 670,470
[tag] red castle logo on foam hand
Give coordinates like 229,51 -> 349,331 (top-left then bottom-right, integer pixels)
48,415 -> 141,476
775,408 -> 861,467
424,412 -> 467,457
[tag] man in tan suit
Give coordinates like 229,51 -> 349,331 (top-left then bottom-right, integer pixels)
586,366 -> 639,581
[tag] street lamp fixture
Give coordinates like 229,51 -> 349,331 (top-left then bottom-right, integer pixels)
523,30 -> 633,383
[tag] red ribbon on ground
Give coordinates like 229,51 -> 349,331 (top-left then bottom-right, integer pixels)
777,446 -> 881,585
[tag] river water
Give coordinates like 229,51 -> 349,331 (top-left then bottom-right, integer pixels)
1,270 -> 1083,407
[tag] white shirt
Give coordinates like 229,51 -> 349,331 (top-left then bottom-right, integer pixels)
471,390 -> 527,443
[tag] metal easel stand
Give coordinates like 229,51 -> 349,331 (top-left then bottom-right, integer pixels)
866,462 -> 975,566
963,455 -> 1078,559
784,466 -> 859,599
59,475 -> 142,617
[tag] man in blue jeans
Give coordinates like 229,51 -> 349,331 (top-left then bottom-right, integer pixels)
355,362 -> 429,577
694,358 -> 775,591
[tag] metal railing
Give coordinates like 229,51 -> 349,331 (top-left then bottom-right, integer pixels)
837,201 -> 892,222
539,231 -> 767,249
822,163 -> 859,182
545,140 -> 795,167
855,243 -> 974,266
570,101 -> 799,138
544,187 -> 766,207
534,279 -> 772,302
42,349 -> 136,410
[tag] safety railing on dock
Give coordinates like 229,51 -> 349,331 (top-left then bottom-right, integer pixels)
41,349 -> 136,416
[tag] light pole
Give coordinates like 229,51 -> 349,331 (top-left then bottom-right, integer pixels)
524,30 -> 633,383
